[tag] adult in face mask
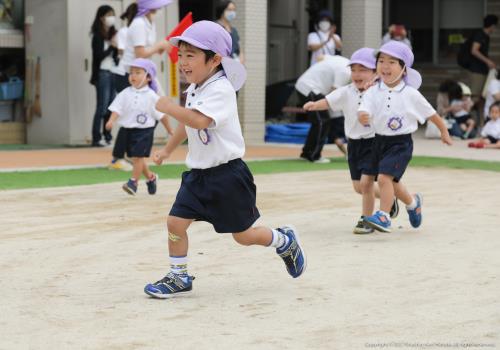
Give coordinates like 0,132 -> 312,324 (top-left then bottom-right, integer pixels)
307,9 -> 342,66
90,5 -> 119,147
110,0 -> 174,170
215,0 -> 244,64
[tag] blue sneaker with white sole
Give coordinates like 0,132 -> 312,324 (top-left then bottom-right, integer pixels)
144,272 -> 195,299
407,193 -> 423,228
122,178 -> 137,195
364,211 -> 392,233
276,225 -> 307,278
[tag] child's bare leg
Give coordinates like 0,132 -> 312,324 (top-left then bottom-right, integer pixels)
141,158 -> 153,179
378,174 -> 395,213
131,157 -> 143,180
359,175 -> 375,217
466,119 -> 475,133
393,181 -> 414,206
232,226 -> 274,246
485,142 -> 500,149
335,138 -> 347,155
167,216 -> 193,256
352,180 -> 362,195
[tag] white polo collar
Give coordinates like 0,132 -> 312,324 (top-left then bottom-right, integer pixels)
131,85 -> 151,93
379,80 -> 406,92
186,70 -> 226,94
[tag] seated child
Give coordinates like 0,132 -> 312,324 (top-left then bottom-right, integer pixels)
448,82 -> 475,139
468,101 -> 500,149
106,58 -> 173,195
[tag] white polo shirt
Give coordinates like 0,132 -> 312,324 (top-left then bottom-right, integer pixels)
118,16 -> 156,73
325,83 -> 375,139
484,79 -> 500,118
111,27 -> 129,76
481,118 -> 500,138
358,81 -> 436,136
108,86 -> 164,128
184,71 -> 245,169
295,55 -> 351,97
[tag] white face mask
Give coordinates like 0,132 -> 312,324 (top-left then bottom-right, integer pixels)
104,16 -> 116,27
318,21 -> 331,32
225,10 -> 236,22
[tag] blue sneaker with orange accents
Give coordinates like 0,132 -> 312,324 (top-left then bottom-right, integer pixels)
407,193 -> 423,228
276,225 -> 307,278
364,211 -> 392,233
144,272 -> 195,299
122,179 -> 137,195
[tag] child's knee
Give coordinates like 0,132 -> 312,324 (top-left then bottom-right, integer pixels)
167,216 -> 185,237
360,178 -> 374,194
352,181 -> 362,194
232,230 -> 253,246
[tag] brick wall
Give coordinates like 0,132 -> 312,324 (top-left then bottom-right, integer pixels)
233,0 -> 268,145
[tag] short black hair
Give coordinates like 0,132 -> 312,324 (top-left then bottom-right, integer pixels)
215,0 -> 234,20
178,41 -> 223,70
375,52 -> 405,68
490,100 -> 500,112
484,14 -> 498,28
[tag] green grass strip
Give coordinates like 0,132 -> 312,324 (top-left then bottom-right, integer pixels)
0,156 -> 499,191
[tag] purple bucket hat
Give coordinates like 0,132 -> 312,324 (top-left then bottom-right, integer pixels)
130,58 -> 158,93
136,0 -> 173,17
348,47 -> 376,69
376,40 -> 422,89
169,20 -> 247,91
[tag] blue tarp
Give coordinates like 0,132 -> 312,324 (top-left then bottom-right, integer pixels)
265,123 -> 310,144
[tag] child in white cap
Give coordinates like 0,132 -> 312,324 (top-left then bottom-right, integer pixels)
106,58 -> 172,195
358,41 -> 452,233
143,21 -> 306,299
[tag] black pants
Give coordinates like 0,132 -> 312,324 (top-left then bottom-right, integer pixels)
299,92 -> 332,161
112,73 -> 130,159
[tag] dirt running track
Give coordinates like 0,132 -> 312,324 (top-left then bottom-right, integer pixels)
1,169 -> 499,350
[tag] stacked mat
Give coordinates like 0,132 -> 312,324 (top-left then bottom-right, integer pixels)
265,123 -> 310,144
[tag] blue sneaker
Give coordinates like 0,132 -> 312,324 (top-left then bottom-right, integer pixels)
407,193 -> 423,228
144,272 -> 194,299
122,179 -> 137,195
146,173 -> 158,195
364,211 -> 392,233
276,225 -> 307,278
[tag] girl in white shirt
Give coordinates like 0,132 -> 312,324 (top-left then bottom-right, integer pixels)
469,102 -> 500,148
358,41 -> 452,233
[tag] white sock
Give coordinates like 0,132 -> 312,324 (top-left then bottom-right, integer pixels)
170,256 -> 188,281
406,197 -> 417,210
269,229 -> 289,249
379,210 -> 390,219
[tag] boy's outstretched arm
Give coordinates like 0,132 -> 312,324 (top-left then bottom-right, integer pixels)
428,114 -> 453,145
156,97 -> 212,130
105,112 -> 119,130
153,123 -> 187,165
160,115 -> 174,135
303,98 -> 329,111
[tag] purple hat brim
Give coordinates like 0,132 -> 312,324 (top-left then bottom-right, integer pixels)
348,59 -> 376,70
137,0 -> 173,17
404,67 -> 422,89
221,57 -> 247,91
170,35 -> 211,51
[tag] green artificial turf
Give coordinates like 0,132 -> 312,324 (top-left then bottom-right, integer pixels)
0,156 -> 499,190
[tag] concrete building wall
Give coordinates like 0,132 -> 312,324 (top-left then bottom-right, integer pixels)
341,0 -> 383,57
232,0 -> 267,144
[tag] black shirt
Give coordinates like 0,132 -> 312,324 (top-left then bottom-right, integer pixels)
468,29 -> 490,75
90,33 -> 119,85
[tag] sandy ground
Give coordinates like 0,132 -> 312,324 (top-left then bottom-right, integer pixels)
1,168 -> 499,350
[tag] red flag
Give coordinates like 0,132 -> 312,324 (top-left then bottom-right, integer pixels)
166,12 -> 193,63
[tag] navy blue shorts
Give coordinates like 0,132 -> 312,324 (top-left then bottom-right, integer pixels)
347,138 -> 377,180
487,135 -> 499,144
124,127 -> 155,158
170,158 -> 261,233
372,134 -> 413,183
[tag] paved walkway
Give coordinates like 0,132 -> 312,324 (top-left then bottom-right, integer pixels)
1,132 -> 499,172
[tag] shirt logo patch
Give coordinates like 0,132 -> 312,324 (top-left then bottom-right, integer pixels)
136,113 -> 148,125
387,116 -> 403,131
197,101 -> 203,106
198,128 -> 210,145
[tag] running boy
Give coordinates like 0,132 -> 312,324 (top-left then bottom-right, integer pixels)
106,58 -> 173,195
143,21 -> 306,299
302,47 -> 399,234
358,41 -> 452,232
